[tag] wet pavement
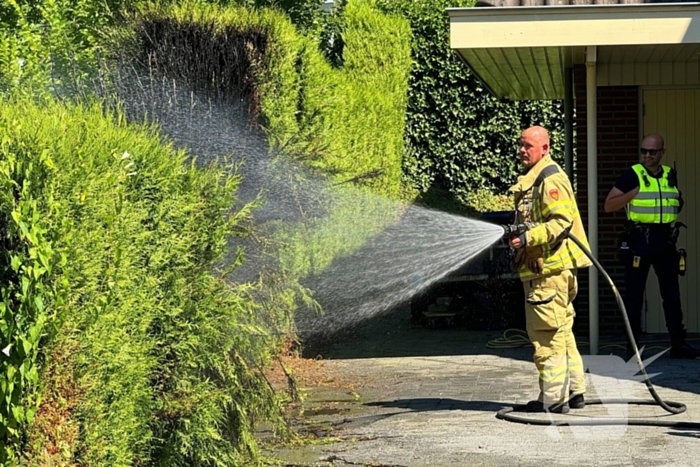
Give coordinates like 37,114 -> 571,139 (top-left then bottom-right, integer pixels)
265,308 -> 700,467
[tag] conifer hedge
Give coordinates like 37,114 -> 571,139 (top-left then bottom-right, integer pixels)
0,97 -> 289,466
133,0 -> 410,199
0,0 -> 566,463
0,0 -> 414,465
130,0 -> 412,277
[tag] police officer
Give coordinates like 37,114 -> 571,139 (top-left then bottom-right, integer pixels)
604,133 -> 700,360
509,126 -> 592,413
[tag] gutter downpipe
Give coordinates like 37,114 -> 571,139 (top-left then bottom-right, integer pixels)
586,46 -> 599,355
564,67 -> 574,181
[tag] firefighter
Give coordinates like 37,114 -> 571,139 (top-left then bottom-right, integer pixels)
508,126 -> 592,413
604,133 -> 700,361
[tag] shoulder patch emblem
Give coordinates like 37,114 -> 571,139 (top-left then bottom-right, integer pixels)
549,189 -> 559,200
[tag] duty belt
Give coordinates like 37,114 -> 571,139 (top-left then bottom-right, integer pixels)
625,221 -> 672,235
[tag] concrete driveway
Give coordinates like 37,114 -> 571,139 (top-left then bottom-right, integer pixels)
265,309 -> 700,467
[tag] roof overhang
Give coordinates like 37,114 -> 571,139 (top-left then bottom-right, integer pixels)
448,3 -> 700,99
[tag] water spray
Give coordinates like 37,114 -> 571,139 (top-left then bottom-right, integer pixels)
496,223 -> 700,428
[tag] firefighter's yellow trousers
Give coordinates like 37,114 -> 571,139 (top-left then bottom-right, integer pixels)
523,269 -> 586,406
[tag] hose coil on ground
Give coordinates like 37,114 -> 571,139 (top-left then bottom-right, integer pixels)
496,231 -> 696,427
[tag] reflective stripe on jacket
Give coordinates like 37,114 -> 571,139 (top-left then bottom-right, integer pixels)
509,155 -> 592,281
627,164 -> 679,224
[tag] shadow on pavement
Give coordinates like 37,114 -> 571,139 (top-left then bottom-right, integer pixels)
300,304 -> 555,364
298,296 -> 700,407
330,399 -> 514,429
667,429 -> 700,439
365,398 -> 511,413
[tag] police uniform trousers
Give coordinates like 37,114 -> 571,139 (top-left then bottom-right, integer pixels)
523,269 -> 585,406
622,228 -> 685,346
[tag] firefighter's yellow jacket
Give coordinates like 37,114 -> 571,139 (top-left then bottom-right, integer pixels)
508,155 -> 592,281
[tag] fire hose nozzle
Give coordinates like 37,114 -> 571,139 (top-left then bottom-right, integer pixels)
501,223 -> 533,238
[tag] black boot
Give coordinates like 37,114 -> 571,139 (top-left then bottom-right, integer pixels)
669,329 -> 700,359
569,392 -> 585,409
526,400 -> 570,414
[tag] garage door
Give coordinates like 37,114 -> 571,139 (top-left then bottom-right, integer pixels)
642,88 -> 700,333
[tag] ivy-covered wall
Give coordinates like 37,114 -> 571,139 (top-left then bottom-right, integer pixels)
377,0 -> 565,207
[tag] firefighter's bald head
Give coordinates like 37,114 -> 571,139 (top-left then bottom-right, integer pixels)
519,126 -> 550,169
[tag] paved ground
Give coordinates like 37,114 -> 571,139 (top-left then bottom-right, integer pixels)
264,309 -> 700,467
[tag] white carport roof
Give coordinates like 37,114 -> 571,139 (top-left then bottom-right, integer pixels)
448,2 -> 700,354
449,3 -> 700,100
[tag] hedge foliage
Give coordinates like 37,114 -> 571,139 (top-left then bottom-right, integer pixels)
377,0 -> 566,202
0,0 -> 126,95
233,0 -> 327,31
0,97 -> 291,466
130,0 -> 412,279
0,0 -> 566,464
0,0 -> 414,464
132,0 -> 410,199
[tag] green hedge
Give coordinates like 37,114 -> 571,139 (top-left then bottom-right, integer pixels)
377,0 -> 565,203
0,0 -> 128,95
0,0 -> 414,464
129,0 -> 412,275
234,0 -> 326,31
0,97 -> 287,466
132,0 -> 410,199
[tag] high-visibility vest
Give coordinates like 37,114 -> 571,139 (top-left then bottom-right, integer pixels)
627,164 -> 679,224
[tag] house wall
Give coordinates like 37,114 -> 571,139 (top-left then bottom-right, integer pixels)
475,0 -> 695,6
641,89 -> 700,333
598,61 -> 700,87
573,64 -> 639,335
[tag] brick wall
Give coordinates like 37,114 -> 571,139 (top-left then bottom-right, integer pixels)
573,65 -> 639,336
